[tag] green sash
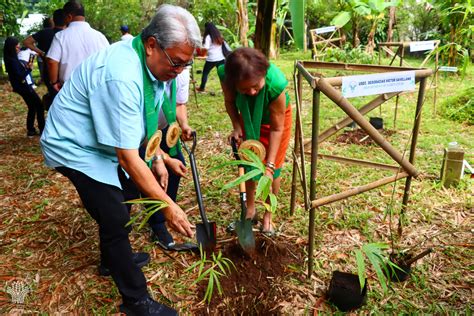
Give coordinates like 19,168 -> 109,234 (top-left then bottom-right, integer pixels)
132,36 -> 161,167
162,80 -> 181,156
236,86 -> 266,140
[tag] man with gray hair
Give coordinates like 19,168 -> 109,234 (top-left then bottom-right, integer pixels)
40,5 -> 201,315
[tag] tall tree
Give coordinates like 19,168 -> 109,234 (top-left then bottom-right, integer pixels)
237,0 -> 249,47
254,0 -> 276,57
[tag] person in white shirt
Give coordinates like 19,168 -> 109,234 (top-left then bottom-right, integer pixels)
196,22 -> 226,92
149,67 -> 198,251
46,0 -> 109,92
120,25 -> 134,41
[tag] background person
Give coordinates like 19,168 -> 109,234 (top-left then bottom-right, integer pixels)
196,22 -> 226,92
120,25 -> 134,41
3,37 -> 45,137
40,4 -> 201,315
47,0 -> 109,92
148,67 -> 197,251
218,47 -> 292,235
23,9 -> 67,108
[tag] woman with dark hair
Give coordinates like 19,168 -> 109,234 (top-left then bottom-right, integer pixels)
3,36 -> 45,136
218,47 -> 292,235
196,22 -> 226,92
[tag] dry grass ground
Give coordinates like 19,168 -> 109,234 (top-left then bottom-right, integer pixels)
0,55 -> 472,314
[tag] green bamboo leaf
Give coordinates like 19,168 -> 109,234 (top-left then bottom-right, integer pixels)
214,273 -> 223,295
239,149 -> 265,172
210,159 -> 260,171
222,168 -> 262,191
256,175 -> 271,200
205,272 -> 215,303
269,193 -> 278,213
355,249 -> 366,291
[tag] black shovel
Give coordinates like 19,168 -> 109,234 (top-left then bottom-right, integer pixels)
231,138 -> 255,253
182,131 -> 217,251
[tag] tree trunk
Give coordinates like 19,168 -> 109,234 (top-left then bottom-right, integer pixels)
448,24 -> 456,66
365,23 -> 376,54
352,20 -> 360,47
387,7 -> 396,42
254,0 -> 276,57
237,0 -> 249,47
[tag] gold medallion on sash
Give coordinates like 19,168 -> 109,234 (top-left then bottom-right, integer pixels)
166,122 -> 182,148
239,139 -> 266,161
145,130 -> 162,162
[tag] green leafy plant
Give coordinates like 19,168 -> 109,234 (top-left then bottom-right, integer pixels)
354,242 -> 401,293
124,198 -> 168,230
214,148 -> 277,213
440,86 -> 474,125
186,246 -> 235,304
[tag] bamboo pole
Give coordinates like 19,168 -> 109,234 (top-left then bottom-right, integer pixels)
311,172 -> 409,208
308,88 -> 320,278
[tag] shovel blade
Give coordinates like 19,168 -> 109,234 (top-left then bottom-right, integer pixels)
236,219 -> 255,253
196,222 -> 217,251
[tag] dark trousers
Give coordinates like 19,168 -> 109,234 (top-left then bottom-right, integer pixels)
147,124 -> 186,232
15,86 -> 45,133
56,166 -> 148,302
199,59 -> 225,90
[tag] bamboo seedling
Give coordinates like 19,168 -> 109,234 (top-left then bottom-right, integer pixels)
124,197 -> 168,230
186,246 -> 235,304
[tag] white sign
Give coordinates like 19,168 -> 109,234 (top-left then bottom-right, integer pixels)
342,71 -> 416,98
409,41 -> 436,52
315,26 -> 336,34
439,66 -> 458,72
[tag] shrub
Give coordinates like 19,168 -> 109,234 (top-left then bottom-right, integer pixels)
440,86 -> 474,125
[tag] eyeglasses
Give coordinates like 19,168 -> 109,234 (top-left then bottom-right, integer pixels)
159,44 -> 193,69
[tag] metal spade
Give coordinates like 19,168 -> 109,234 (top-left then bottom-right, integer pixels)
182,131 -> 217,251
231,138 -> 255,253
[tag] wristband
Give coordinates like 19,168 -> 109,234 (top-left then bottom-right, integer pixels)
50,80 -> 60,85
266,162 -> 275,170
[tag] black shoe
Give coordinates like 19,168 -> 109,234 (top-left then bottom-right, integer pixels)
151,228 -> 198,252
98,252 -> 150,276
120,296 -> 178,316
27,130 -> 39,137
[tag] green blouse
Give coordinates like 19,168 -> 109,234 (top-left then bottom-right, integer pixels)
218,63 -> 290,140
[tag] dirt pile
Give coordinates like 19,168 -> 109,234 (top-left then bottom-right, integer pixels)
194,236 -> 303,315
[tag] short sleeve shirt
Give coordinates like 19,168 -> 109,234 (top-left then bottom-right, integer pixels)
47,21 -> 109,83
32,28 -> 57,53
158,67 -> 190,129
217,63 -> 290,124
40,40 -> 165,188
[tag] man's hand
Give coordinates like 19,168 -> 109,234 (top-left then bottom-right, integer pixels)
151,160 -> 169,191
180,123 -> 193,141
166,157 -> 187,177
162,203 -> 194,237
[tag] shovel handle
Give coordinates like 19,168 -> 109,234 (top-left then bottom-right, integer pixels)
182,131 -> 211,238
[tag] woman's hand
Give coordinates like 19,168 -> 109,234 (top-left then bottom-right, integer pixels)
165,157 -> 187,177
228,126 -> 244,144
151,160 -> 169,191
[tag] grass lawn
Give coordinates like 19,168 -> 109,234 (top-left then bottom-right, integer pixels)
0,50 -> 472,314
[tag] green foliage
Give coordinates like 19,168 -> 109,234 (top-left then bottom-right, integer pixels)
321,45 -> 377,64
0,0 -> 28,37
124,197 -> 168,230
185,246 -> 235,304
355,242 -> 400,293
440,86 -> 474,125
214,148 -> 278,213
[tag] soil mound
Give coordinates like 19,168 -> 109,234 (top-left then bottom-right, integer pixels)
194,236 -> 303,315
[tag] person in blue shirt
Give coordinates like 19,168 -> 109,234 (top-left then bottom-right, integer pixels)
40,4 -> 200,315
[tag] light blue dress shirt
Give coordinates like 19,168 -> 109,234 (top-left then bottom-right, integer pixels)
40,39 -> 164,189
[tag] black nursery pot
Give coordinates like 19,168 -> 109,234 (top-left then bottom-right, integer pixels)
327,271 -> 368,312
370,117 -> 384,129
386,253 -> 412,282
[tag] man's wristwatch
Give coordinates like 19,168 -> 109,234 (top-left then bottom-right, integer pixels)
151,154 -> 165,162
